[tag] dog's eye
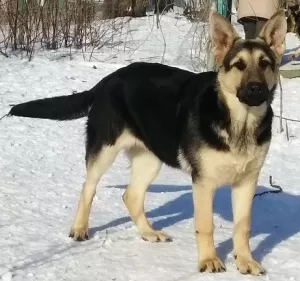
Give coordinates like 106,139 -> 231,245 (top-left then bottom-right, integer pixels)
259,59 -> 270,69
233,60 -> 246,71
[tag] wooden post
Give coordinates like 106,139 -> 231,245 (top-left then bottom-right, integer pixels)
17,0 -> 25,47
59,0 -> 65,9
18,0 -> 25,13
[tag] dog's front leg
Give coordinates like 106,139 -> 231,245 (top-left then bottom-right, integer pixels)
192,178 -> 225,273
232,173 -> 265,276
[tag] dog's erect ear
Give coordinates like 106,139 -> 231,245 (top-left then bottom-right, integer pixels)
259,10 -> 287,57
209,11 -> 239,65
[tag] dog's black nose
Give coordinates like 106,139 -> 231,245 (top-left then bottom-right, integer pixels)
247,82 -> 265,96
237,82 -> 269,106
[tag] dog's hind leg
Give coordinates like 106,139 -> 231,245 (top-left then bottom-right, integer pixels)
69,145 -> 118,241
122,147 -> 171,242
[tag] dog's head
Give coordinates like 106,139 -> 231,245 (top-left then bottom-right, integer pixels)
210,10 -> 287,107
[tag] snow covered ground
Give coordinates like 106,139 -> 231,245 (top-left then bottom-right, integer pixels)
1,12 -> 300,281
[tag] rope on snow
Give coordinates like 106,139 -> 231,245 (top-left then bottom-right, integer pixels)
254,175 -> 283,199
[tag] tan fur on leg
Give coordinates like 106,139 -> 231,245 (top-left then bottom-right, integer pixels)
232,174 -> 265,276
69,146 -> 118,241
122,147 -> 171,242
192,179 -> 225,273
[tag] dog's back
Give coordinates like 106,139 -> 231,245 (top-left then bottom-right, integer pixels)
87,62 -> 218,167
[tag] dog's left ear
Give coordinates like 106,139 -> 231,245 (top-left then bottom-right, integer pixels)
259,10 -> 287,57
209,11 -> 239,65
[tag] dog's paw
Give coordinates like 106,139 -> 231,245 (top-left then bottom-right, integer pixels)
198,257 -> 226,273
234,255 -> 265,276
69,226 -> 89,241
141,231 -> 172,242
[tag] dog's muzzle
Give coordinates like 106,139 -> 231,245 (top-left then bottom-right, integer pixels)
237,82 -> 269,107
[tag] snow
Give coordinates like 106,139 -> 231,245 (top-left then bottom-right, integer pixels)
1,11 -> 300,281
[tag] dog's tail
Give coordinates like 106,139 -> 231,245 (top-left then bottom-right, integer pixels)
9,90 -> 95,121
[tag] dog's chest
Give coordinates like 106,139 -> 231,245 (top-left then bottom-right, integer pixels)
198,146 -> 267,186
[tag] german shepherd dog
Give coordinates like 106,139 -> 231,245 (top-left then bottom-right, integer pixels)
8,10 -> 287,275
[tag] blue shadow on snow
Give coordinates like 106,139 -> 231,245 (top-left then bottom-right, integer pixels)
89,183 -> 300,264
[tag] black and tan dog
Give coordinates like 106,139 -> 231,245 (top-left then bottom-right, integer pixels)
8,10 -> 287,275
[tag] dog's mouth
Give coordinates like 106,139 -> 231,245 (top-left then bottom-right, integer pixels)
237,94 -> 267,107
237,82 -> 271,107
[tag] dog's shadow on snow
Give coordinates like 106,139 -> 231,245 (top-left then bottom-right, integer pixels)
89,184 -> 300,263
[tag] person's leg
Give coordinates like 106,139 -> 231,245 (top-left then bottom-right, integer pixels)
241,19 -> 257,39
255,18 -> 268,37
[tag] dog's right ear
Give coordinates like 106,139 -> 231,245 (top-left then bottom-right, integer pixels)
209,11 -> 239,66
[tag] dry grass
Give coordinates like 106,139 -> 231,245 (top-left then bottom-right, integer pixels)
0,0 -> 132,59
0,0 -> 216,68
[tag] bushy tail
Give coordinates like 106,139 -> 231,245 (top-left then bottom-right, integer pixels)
9,90 -> 95,121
